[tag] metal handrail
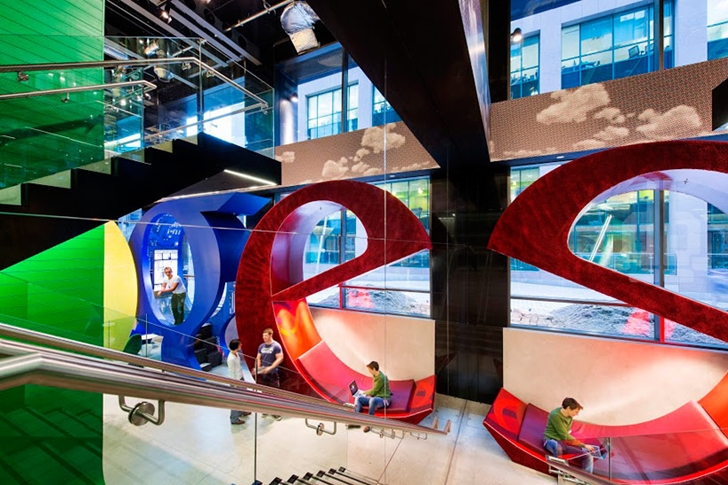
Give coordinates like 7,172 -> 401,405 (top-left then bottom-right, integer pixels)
143,102 -> 261,143
0,80 -> 157,101
546,456 -> 616,485
0,323 -> 446,436
0,57 -> 269,108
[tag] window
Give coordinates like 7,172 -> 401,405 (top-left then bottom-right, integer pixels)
510,165 -> 728,350
306,83 -> 358,140
708,0 -> 728,60
183,102 -> 247,147
561,2 -> 673,89
296,177 -> 431,317
511,34 -> 540,99
372,87 -> 402,126
708,204 -> 728,269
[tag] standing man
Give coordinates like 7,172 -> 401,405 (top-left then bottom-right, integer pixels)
354,361 -> 391,433
543,397 -> 607,473
227,338 -> 251,425
254,327 -> 284,420
157,266 -> 186,324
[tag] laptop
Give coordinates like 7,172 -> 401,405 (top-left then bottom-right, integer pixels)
348,380 -> 360,396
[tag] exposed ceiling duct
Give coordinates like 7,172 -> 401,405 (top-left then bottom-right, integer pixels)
280,1 -> 320,54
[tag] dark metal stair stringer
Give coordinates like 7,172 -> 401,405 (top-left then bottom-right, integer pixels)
0,133 -> 281,270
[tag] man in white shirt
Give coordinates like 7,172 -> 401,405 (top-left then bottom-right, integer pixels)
157,266 -> 186,324
227,338 -> 251,424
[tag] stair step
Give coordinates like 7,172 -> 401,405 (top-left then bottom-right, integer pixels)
29,170 -> 72,189
0,132 -> 279,270
0,185 -> 21,205
78,159 -> 113,175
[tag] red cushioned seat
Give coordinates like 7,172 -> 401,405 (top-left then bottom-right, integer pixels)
485,389 -> 728,483
517,404 -> 549,453
584,401 -> 728,481
296,341 -> 414,413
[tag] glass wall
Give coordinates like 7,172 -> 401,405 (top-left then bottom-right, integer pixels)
372,87 -> 402,125
288,177 -> 431,317
306,83 -> 358,139
511,34 -> 540,98
561,2 -> 673,89
510,165 -> 728,349
708,0 -> 728,59
511,0 -> 686,96
276,43 -> 401,143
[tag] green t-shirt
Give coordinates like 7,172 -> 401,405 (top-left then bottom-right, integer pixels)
366,371 -> 391,399
543,407 -> 576,442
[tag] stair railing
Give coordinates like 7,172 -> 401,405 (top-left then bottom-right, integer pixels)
0,57 -> 268,109
0,322 -> 446,438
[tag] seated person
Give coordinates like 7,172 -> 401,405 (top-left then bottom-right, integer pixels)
354,361 -> 391,432
543,397 -> 608,473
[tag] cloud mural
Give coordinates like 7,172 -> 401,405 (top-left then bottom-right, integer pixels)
593,125 -> 630,141
594,107 -> 626,124
351,161 -> 382,176
636,105 -> 703,141
353,147 -> 371,162
275,151 -> 296,164
361,124 -> 406,153
536,84 -> 611,125
503,149 -> 546,158
322,157 -> 350,179
573,139 -> 607,150
275,121 -> 439,186
489,58 -> 728,162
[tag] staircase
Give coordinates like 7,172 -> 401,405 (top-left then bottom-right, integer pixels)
253,466 -> 384,485
0,132 -> 280,270
0,387 -> 104,484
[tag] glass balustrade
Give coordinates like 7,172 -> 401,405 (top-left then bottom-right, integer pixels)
0,35 -> 274,191
547,427 -> 728,484
0,261 -> 352,484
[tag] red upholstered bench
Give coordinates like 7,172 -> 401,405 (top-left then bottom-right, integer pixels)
484,388 -> 728,483
296,341 -> 415,414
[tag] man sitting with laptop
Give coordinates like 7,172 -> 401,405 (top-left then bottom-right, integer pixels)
352,361 -> 391,432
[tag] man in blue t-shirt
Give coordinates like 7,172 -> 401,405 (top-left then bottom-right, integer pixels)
254,327 -> 284,420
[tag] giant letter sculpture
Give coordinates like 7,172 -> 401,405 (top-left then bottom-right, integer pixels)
235,180 -> 435,422
485,140 -> 728,483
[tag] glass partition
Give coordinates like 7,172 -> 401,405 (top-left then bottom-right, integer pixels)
547,427 -> 728,484
510,164 -> 728,350
511,0 -> 676,96
0,35 -> 274,191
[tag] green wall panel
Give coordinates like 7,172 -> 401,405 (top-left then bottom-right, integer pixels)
0,224 -> 107,484
0,225 -> 105,343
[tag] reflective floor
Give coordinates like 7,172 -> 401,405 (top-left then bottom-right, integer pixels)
103,392 -> 554,484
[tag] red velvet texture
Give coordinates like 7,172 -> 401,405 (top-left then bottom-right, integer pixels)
235,180 -> 435,421
489,140 -> 728,343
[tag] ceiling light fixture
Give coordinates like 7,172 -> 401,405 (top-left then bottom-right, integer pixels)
224,169 -> 277,186
159,2 -> 172,23
511,27 -> 523,43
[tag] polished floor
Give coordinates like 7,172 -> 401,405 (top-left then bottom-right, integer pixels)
102,392 -> 555,485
